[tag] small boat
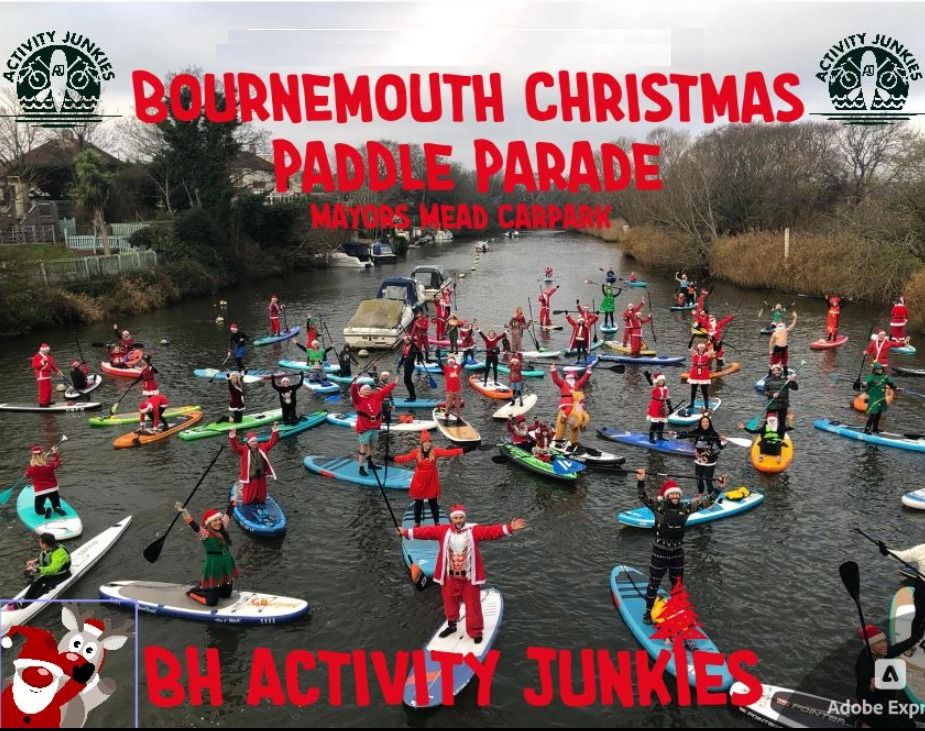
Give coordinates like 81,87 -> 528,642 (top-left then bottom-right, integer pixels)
433,230 -> 454,243
343,276 -> 425,350
410,265 -> 454,299
474,240 -> 489,253
326,245 -> 371,268
370,240 -> 398,264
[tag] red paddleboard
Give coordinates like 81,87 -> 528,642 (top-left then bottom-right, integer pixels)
810,336 -> 848,351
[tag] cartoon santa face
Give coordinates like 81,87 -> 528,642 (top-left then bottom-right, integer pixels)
12,657 -> 69,714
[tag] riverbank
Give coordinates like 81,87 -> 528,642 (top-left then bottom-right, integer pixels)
587,226 -> 925,332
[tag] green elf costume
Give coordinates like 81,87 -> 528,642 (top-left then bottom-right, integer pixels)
862,362 -> 896,434
600,283 -> 620,329
177,499 -> 239,607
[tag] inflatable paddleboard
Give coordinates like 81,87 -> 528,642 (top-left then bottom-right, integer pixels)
89,405 -> 200,427
302,378 -> 340,394
600,354 -> 685,366
670,303 -> 696,312
622,280 -> 648,288
814,418 -> 925,453
902,489 -> 925,510
401,503 -> 447,579
432,408 -> 481,445
499,443 -> 581,483
894,366 -> 925,377
179,409 -> 283,441
303,455 -> 413,489
325,411 -> 437,432
520,349 -> 561,359
597,428 -> 694,456
64,374 -> 102,400
245,411 -> 328,441
1,516 -> 132,633
750,434 -> 794,473
599,325 -> 619,334
604,342 -> 656,356
193,368 -> 270,384
403,587 -> 503,708
99,581 -> 309,625
414,362 -> 443,374
895,344 -> 917,355
392,398 -> 442,409
230,484 -> 286,537
564,339 -> 604,357
326,373 -> 374,385
667,398 -> 721,426
610,565 -> 732,689
546,440 -> 625,467
0,401 -> 101,413
617,490 -> 764,528
16,486 -> 82,540
498,362 -> 545,378
277,359 -> 340,373
563,355 -> 599,373
253,326 -> 300,347
492,393 -> 538,420
810,335 -> 848,350
468,376 -> 512,400
730,681 -> 855,728
112,411 -> 203,448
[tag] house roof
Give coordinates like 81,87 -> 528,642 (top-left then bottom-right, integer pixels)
11,136 -> 123,172
230,149 -> 275,173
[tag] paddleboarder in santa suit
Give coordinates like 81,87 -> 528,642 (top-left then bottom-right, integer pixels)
635,468 -> 727,625
268,295 -> 284,336
396,504 -> 526,642
175,491 -> 240,607
645,372 -> 672,444
890,295 -> 909,341
229,426 -> 280,504
31,343 -> 62,407
25,443 -> 66,518
825,295 -> 842,342
351,376 -> 397,476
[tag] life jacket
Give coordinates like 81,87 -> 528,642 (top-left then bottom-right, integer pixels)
725,486 -> 751,501
39,545 -> 71,576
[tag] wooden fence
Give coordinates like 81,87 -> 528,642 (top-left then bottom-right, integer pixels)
21,251 -> 158,285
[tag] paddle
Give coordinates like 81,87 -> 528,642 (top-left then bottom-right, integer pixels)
208,354 -> 230,384
0,435 -> 68,506
838,560 -> 875,663
853,320 -> 878,391
602,363 -> 627,374
646,292 -> 657,345
740,359 -> 807,432
108,375 -> 144,416
375,411 -> 427,589
525,296 -> 542,351
833,372 -> 924,402
143,444 -> 225,563
855,527 -> 925,583
282,307 -> 290,333
75,335 -> 87,365
92,341 -> 144,350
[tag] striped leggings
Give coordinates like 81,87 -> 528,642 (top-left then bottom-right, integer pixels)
645,545 -> 685,611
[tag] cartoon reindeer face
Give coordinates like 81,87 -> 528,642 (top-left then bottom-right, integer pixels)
58,604 -> 131,672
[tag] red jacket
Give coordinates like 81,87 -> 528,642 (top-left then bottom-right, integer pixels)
32,353 -> 59,380
411,316 -> 429,346
230,431 -> 279,483
507,358 -> 523,383
393,446 -> 462,499
689,351 -> 714,380
891,303 -> 909,326
443,362 -> 462,393
139,393 -> 169,428
26,454 -> 61,495
866,338 -> 903,364
622,303 -> 643,331
140,364 -> 158,392
647,385 -> 671,419
399,522 -> 514,585
351,381 -> 396,432
269,301 -> 281,318
551,369 -> 590,407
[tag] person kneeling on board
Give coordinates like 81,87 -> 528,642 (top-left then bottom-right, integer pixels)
229,426 -> 279,504
392,431 -> 462,528
742,414 -> 789,464
176,492 -> 239,607
4,532 -> 72,610
271,374 -> 304,425
70,360 -> 90,392
26,443 -> 66,518
506,414 -> 534,449
396,505 -> 526,642
138,392 -> 170,433
636,468 -> 727,625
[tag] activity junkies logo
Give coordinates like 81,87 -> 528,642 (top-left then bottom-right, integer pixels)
3,31 -> 114,128
815,33 -> 923,125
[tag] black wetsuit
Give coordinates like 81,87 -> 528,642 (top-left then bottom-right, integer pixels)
763,374 -> 798,436
271,373 -> 304,424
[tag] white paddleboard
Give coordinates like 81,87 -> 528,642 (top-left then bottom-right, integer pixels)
492,393 -> 538,420
902,489 -> 925,510
730,681 -> 854,728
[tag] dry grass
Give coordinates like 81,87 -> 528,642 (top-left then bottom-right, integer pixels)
613,226 -> 702,270
904,266 -> 925,333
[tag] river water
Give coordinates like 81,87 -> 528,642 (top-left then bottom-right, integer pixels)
0,232 -> 923,727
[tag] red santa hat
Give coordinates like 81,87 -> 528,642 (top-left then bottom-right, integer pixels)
1,626 -> 64,676
270,294 -> 278,300
659,480 -> 682,498
245,432 -> 258,443
653,372 -> 666,384
229,323 -> 239,330
82,618 -> 106,638
30,445 -> 43,454
859,624 -> 886,645
420,430 -> 431,442
449,504 -> 467,519
515,414 -> 526,422
201,508 -> 222,525
39,343 -> 50,351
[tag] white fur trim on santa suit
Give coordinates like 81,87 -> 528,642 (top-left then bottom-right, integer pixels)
13,658 -> 64,676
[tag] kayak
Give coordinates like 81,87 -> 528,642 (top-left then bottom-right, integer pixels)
432,408 -> 481,445
810,335 -> 848,350
754,367 -> 795,392
667,398 -> 722,426
610,565 -> 732,689
325,411 -> 437,432
895,344 -> 917,355
403,587 -> 503,708
303,455 -> 413,489
468,376 -> 512,400
89,405 -> 201,427
193,368 -> 273,384
520,349 -> 561,359
564,339 -> 604,357
99,362 -> 143,378
17,486 -> 82,540
730,682 -> 855,728
596,428 -> 695,456
0,400 -> 101,413
814,417 -> 925,453
64,374 -> 102,400
894,366 -> 925,377
622,280 -> 648,288
681,362 -> 741,382
245,411 -> 328,442
1,516 -> 132,633
853,390 -> 895,412
498,443 -> 581,483
401,502 -> 447,579
750,435 -> 794,473
617,489 -> 764,528
253,326 -> 300,347
600,354 -> 685,366
547,441 -> 625,467
902,489 -> 925,510
392,397 -> 442,410
302,378 -> 340,394
230,484 -> 286,536
179,409 -> 283,441
492,393 -> 538,420
277,359 -> 340,373
112,411 -> 203,448
99,580 -> 310,625
563,355 -> 599,372
327,373 -> 374,385
605,342 -> 656,356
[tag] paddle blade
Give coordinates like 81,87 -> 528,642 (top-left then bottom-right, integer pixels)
410,564 -> 428,589
143,534 -> 167,564
724,436 -> 752,448
839,560 -> 862,601
491,455 -> 508,464
0,486 -> 14,505
109,403 -> 119,416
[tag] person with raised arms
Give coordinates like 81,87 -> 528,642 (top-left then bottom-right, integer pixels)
392,430 -> 462,528
767,310 -> 798,375
175,490 -> 239,607
351,375 -> 396,476
229,426 -> 280,504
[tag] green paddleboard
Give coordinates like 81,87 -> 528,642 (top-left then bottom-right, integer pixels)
179,409 -> 283,441
88,405 -> 201,427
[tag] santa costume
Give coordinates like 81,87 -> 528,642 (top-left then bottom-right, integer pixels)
31,344 -> 59,407
890,296 -> 909,341
646,373 -> 672,442
538,285 -> 558,327
268,296 -> 282,336
229,430 -> 279,504
826,296 -> 842,341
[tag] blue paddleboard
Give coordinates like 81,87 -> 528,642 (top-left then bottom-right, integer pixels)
401,503 -> 448,578
303,456 -> 413,489
596,428 -> 695,456
617,492 -> 764,528
229,484 -> 287,536
253,326 -> 300,347
814,418 -> 925,453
